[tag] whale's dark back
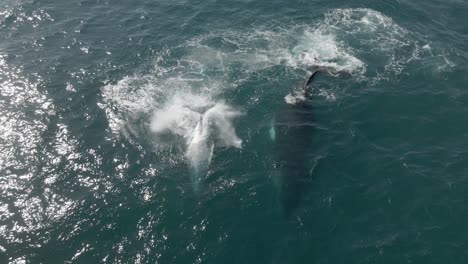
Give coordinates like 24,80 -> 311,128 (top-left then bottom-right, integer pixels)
274,66 -> 344,216
274,100 -> 315,216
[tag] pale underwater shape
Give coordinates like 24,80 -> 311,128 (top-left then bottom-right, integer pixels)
150,95 -> 243,190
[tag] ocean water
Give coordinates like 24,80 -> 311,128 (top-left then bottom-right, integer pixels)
1,0 -> 468,263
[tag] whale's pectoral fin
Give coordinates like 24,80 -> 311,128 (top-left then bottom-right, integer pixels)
269,126 -> 276,141
269,119 -> 276,141
208,142 -> 214,165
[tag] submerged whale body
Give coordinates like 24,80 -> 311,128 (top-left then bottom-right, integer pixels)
273,65 -> 349,215
185,103 -> 243,192
274,94 -> 315,216
186,115 -> 214,191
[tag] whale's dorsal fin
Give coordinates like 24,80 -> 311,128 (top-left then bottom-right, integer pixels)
304,68 -> 322,87
303,66 -> 327,99
304,65 -> 351,99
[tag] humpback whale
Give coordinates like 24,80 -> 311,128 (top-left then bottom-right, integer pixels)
185,103 -> 243,192
273,65 -> 349,215
186,114 -> 214,191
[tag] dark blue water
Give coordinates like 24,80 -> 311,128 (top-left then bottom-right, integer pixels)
1,0 -> 468,263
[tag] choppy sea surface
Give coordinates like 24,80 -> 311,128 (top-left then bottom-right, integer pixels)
1,0 -> 468,263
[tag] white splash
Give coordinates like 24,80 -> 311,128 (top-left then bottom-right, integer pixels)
150,93 -> 242,188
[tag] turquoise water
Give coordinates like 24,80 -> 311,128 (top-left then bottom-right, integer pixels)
1,0 -> 468,263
